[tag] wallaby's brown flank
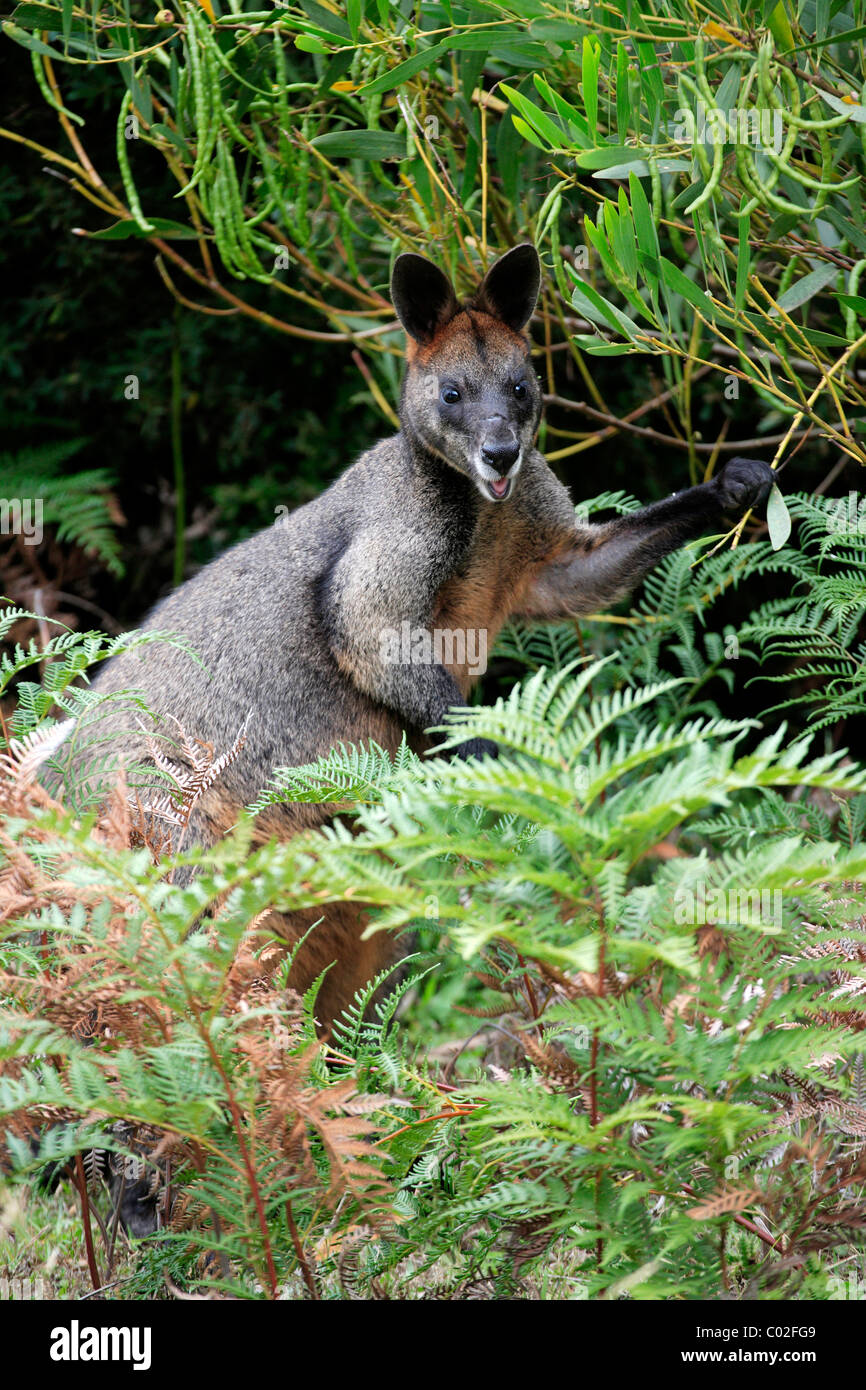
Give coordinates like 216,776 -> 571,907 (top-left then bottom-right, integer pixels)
66,243 -> 774,1030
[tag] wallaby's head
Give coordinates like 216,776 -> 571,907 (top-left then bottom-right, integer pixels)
391,243 -> 542,503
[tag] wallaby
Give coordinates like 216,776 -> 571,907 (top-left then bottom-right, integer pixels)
67,242 -> 773,1028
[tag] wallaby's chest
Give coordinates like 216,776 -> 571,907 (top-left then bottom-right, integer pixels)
429,509 -> 563,693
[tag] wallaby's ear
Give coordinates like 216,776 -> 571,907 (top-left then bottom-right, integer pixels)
475,243 -> 541,332
391,253 -> 459,344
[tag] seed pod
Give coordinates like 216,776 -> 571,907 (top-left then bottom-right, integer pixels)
116,91 -> 156,233
31,50 -> 84,127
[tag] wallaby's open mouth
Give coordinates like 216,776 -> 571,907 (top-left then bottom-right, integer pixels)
487,476 -> 512,501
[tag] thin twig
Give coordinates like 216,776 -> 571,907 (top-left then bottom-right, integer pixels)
544,395 -> 814,454
74,1153 -> 103,1294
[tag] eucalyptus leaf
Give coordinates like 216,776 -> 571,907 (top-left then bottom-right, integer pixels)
766,484 -> 792,551
775,263 -> 839,313
820,91 -> 866,123
87,218 -> 202,240
311,130 -> 407,160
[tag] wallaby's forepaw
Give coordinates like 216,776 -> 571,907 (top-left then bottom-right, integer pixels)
714,456 -> 775,515
452,736 -> 499,762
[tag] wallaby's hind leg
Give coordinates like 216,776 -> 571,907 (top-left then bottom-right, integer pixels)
269,903 -> 407,1035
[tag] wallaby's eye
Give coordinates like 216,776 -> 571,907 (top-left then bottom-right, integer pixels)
513,381 -> 528,400
441,386 -> 461,405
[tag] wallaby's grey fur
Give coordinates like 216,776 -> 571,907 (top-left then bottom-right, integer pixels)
68,242 -> 774,1027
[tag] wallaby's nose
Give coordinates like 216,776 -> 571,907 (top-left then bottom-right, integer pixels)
481,439 -> 520,473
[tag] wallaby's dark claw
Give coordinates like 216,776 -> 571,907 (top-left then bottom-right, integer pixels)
714,456 -> 775,515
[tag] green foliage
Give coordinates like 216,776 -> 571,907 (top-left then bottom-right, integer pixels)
0,610 -> 205,815
0,606 -> 196,730
0,828 -> 411,1298
239,663 -> 866,1298
5,0 -> 866,482
741,493 -> 866,729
